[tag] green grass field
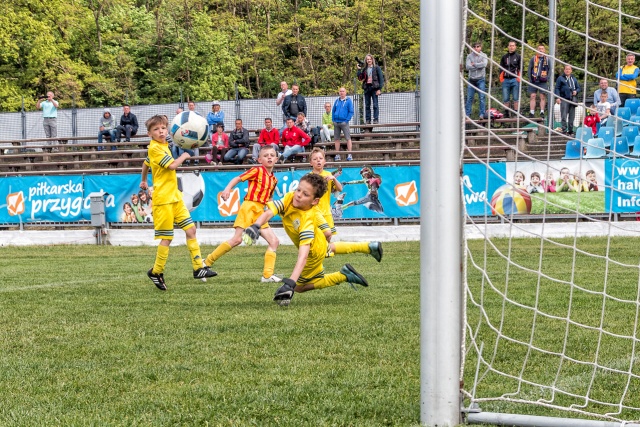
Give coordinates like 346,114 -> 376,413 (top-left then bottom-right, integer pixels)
5,237 -> 640,426
0,242 -> 421,427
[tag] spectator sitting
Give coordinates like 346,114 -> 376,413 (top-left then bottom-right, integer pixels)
332,87 -> 354,161
596,92 -> 612,126
206,100 -> 225,132
321,102 -> 334,143
116,105 -> 139,143
224,119 -> 250,165
98,108 -> 117,151
594,78 -> 620,115
280,117 -> 310,163
251,117 -> 280,164
295,112 -> 309,133
583,105 -> 601,136
206,124 -> 229,165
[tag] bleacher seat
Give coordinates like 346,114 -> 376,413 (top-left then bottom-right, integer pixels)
615,107 -> 632,135
609,136 -> 629,157
630,136 -> 640,156
597,126 -> 615,147
561,140 -> 582,160
631,116 -> 640,127
622,126 -> 640,147
625,98 -> 640,115
584,138 -> 607,159
575,126 -> 593,144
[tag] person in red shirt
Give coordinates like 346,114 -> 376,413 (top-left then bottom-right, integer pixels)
583,105 -> 601,136
280,117 -> 310,163
251,117 -> 280,164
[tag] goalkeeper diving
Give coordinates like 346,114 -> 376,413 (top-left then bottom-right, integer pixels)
243,173 -> 383,306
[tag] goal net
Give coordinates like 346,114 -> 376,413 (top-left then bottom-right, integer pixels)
462,0 -> 640,424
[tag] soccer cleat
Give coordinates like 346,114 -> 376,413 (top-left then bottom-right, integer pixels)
147,268 -> 167,291
261,275 -> 283,283
193,266 -> 217,279
340,264 -> 369,288
368,241 -> 383,262
334,154 -> 341,161
274,278 -> 296,305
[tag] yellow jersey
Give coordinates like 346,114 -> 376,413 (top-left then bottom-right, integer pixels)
267,192 -> 330,249
313,170 -> 335,218
144,139 -> 182,206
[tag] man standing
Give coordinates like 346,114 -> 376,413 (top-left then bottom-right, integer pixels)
224,119 -> 250,165
465,42 -> 488,120
275,81 -> 292,125
527,44 -> 550,118
332,87 -> 354,161
116,105 -> 139,142
36,91 -> 59,145
593,78 -> 621,115
282,84 -> 307,122
500,40 -> 522,117
555,64 -> 580,136
616,53 -> 639,106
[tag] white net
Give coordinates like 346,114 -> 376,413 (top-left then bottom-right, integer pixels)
462,0 -> 640,423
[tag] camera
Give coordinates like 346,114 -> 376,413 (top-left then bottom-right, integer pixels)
38,95 -> 47,100
355,56 -> 365,69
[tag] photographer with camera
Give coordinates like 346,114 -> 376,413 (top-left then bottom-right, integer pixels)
36,91 -> 59,148
357,54 -> 384,125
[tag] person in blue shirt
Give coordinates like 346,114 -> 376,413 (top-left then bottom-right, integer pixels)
36,91 -> 59,147
206,101 -> 225,132
332,87 -> 354,161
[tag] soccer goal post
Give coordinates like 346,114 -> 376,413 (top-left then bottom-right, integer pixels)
457,0 -> 640,425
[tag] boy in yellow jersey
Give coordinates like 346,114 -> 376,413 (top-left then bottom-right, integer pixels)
309,147 -> 342,238
243,173 -> 383,306
140,115 -> 217,291
203,145 -> 281,282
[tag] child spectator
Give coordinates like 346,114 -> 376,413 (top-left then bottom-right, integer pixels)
206,124 -> 229,165
140,114 -> 217,290
596,92 -> 612,126
203,145 -> 281,282
309,148 -> 343,237
242,173 -> 383,306
513,171 -> 526,189
527,171 -> 545,194
556,167 -> 578,192
583,104 -> 601,136
97,108 -> 117,150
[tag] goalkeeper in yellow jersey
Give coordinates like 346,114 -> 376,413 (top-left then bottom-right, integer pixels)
140,114 -> 217,291
243,173 -> 382,306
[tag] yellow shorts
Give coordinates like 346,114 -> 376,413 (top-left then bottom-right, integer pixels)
234,200 -> 270,229
152,201 -> 194,240
323,213 -> 337,235
297,240 -> 328,285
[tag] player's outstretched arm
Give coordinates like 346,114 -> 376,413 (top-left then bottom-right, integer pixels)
221,176 -> 243,201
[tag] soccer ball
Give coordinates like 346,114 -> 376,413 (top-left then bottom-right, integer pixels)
177,171 -> 205,212
490,184 -> 532,215
170,111 -> 209,150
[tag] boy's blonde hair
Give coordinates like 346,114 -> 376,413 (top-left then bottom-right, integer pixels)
310,147 -> 325,158
145,114 -> 168,131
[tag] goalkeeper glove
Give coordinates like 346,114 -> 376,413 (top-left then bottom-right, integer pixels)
242,223 -> 261,245
273,278 -> 296,306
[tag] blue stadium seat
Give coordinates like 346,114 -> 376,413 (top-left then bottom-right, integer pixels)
561,139 -> 582,160
622,126 -> 640,147
630,136 -> 640,156
584,138 -> 607,159
609,136 -> 629,157
625,98 -> 640,114
575,126 -> 593,144
597,126 -> 615,147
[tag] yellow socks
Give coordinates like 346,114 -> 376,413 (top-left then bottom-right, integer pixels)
186,238 -> 203,270
313,272 -> 345,289
263,249 -> 277,278
152,245 -> 169,275
333,241 -> 370,255
205,241 -> 232,266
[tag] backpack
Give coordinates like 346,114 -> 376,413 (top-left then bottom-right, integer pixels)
487,108 -> 504,119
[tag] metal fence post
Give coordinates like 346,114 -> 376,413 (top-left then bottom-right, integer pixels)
235,83 -> 240,120
415,75 -> 421,130
21,96 -> 26,139
72,95 -> 77,137
353,78 -> 361,129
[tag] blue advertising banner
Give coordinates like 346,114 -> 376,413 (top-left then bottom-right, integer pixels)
462,163 -> 506,216
0,175 -> 85,223
606,158 -> 640,213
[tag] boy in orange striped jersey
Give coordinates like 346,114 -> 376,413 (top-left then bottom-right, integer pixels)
203,145 -> 281,282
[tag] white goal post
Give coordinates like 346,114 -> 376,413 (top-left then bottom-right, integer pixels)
421,0 -> 640,425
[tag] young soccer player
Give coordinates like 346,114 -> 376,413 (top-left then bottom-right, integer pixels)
140,114 -> 217,291
243,173 -> 383,306
309,147 -> 343,237
203,145 -> 281,282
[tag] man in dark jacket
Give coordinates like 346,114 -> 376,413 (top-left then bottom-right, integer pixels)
224,119 -> 250,164
555,64 -> 580,136
282,85 -> 307,121
500,41 -> 522,117
116,105 -> 139,142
